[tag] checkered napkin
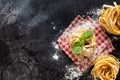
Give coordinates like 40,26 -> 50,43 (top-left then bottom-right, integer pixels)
58,15 -> 115,72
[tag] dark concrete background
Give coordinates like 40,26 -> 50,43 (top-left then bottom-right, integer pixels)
0,0 -> 120,80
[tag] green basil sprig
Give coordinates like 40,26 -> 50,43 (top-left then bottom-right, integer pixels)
72,30 -> 94,55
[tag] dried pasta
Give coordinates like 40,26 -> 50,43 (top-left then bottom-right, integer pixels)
91,54 -> 119,80
99,2 -> 120,35
69,30 -> 96,60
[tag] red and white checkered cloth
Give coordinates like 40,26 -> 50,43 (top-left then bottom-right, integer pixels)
58,15 -> 115,72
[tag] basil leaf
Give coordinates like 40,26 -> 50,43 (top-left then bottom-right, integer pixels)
80,33 -> 86,40
81,30 -> 94,40
74,39 -> 84,46
85,30 -> 94,40
72,45 -> 83,55
72,40 -> 84,54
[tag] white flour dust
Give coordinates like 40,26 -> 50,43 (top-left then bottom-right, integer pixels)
51,41 -> 60,60
51,22 -> 56,30
86,8 -> 101,20
112,36 -> 119,40
64,65 -> 83,80
53,26 -> 56,30
51,41 -> 59,50
52,52 -> 59,60
51,22 -> 54,25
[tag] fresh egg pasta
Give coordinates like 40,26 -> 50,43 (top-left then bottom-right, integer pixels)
91,54 -> 119,80
99,2 -> 120,35
69,29 -> 96,61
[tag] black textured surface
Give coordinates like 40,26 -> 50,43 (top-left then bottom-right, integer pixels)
0,0 -> 120,80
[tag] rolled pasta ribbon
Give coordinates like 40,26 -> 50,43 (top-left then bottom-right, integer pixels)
91,54 -> 119,80
69,30 -> 96,60
99,2 -> 120,35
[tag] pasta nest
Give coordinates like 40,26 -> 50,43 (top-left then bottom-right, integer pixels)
99,2 -> 120,35
91,54 -> 119,80
70,30 -> 96,60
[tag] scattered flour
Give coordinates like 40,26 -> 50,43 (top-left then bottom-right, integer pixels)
51,22 -> 56,30
51,41 -> 59,50
51,41 -> 60,60
64,65 -> 83,80
86,8 -> 101,20
53,26 -> 56,30
113,36 -> 119,40
52,52 -> 59,60
51,22 -> 54,25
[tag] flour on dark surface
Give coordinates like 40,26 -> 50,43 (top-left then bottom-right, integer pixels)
64,65 -> 83,80
86,7 -> 101,20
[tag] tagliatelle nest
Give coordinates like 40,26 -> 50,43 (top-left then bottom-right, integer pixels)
91,54 -> 119,80
70,30 -> 97,61
99,2 -> 120,35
